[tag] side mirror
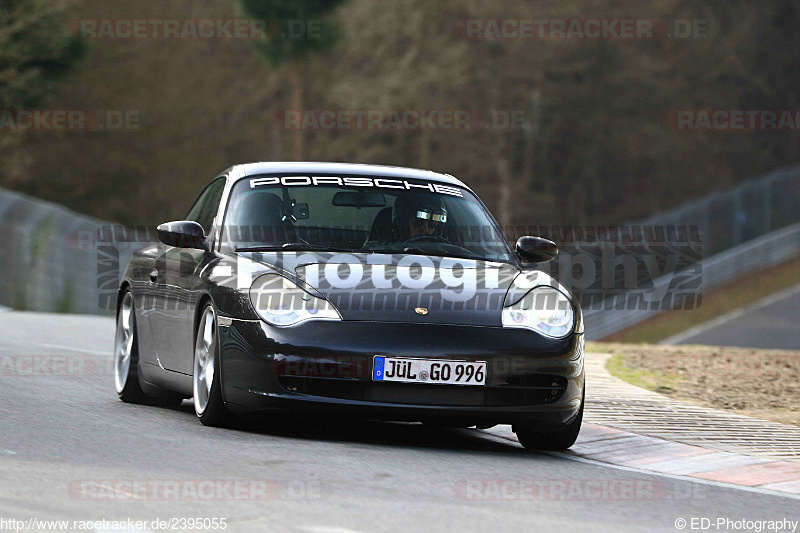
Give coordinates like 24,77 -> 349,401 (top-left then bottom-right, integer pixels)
157,221 -> 210,251
516,236 -> 558,263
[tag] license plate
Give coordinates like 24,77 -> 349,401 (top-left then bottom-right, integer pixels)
372,356 -> 486,386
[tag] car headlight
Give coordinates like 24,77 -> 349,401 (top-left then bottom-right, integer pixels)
502,286 -> 575,338
249,273 -> 341,327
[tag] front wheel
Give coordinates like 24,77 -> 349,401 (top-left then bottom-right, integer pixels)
114,290 -> 186,407
514,389 -> 584,451
114,291 -> 146,403
193,302 -> 230,426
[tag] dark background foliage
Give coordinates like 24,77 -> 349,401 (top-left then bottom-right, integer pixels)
1,0 -> 798,228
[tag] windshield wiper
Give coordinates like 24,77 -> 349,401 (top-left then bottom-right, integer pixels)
367,247 -> 490,262
236,243 -> 358,253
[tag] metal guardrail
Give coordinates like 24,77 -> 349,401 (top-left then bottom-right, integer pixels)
0,188 -> 114,315
583,220 -> 800,340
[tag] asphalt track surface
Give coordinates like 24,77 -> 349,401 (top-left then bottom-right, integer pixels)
665,284 -> 800,349
1,312 -> 798,532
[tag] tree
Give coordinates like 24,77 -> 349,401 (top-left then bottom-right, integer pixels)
0,0 -> 84,155
239,0 -> 346,160
9,0 -> 799,227
0,0 -> 85,108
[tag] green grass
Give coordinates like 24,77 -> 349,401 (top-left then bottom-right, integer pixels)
604,353 -> 681,393
603,255 -> 800,343
55,280 -> 75,314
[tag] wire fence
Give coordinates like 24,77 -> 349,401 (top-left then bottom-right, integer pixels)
632,165 -> 800,255
581,165 -> 800,339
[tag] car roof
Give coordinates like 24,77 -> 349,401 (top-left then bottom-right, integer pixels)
220,162 -> 469,189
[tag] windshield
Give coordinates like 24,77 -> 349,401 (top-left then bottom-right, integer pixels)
221,175 -> 514,263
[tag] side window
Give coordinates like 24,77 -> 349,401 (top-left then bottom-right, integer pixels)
186,177 -> 226,234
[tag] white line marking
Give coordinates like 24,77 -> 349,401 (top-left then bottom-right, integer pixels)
547,451 -> 800,500
300,526 -> 358,533
642,452 -> 771,475
661,282 -> 800,345
762,479 -> 800,493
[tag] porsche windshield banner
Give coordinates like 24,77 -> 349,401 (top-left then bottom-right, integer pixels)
249,176 -> 464,197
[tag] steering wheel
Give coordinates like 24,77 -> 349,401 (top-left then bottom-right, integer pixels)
403,234 -> 449,244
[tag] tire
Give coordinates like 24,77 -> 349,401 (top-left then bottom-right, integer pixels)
514,388 -> 584,451
193,301 -> 230,426
114,291 -> 146,403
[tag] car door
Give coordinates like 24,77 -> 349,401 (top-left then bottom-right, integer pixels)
150,177 -> 226,374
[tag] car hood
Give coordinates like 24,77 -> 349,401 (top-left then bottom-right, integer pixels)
236,251 -> 559,327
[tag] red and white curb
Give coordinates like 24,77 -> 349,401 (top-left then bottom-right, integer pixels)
485,423 -> 800,497
583,352 -> 800,460
479,351 -> 800,497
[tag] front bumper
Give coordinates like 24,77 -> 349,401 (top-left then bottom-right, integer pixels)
219,319 -> 584,428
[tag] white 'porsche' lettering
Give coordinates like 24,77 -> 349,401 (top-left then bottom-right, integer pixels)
249,176 -> 464,196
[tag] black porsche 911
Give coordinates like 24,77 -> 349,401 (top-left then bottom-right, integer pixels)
114,162 -> 585,450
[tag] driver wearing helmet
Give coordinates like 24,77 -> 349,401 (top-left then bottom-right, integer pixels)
393,194 -> 448,240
